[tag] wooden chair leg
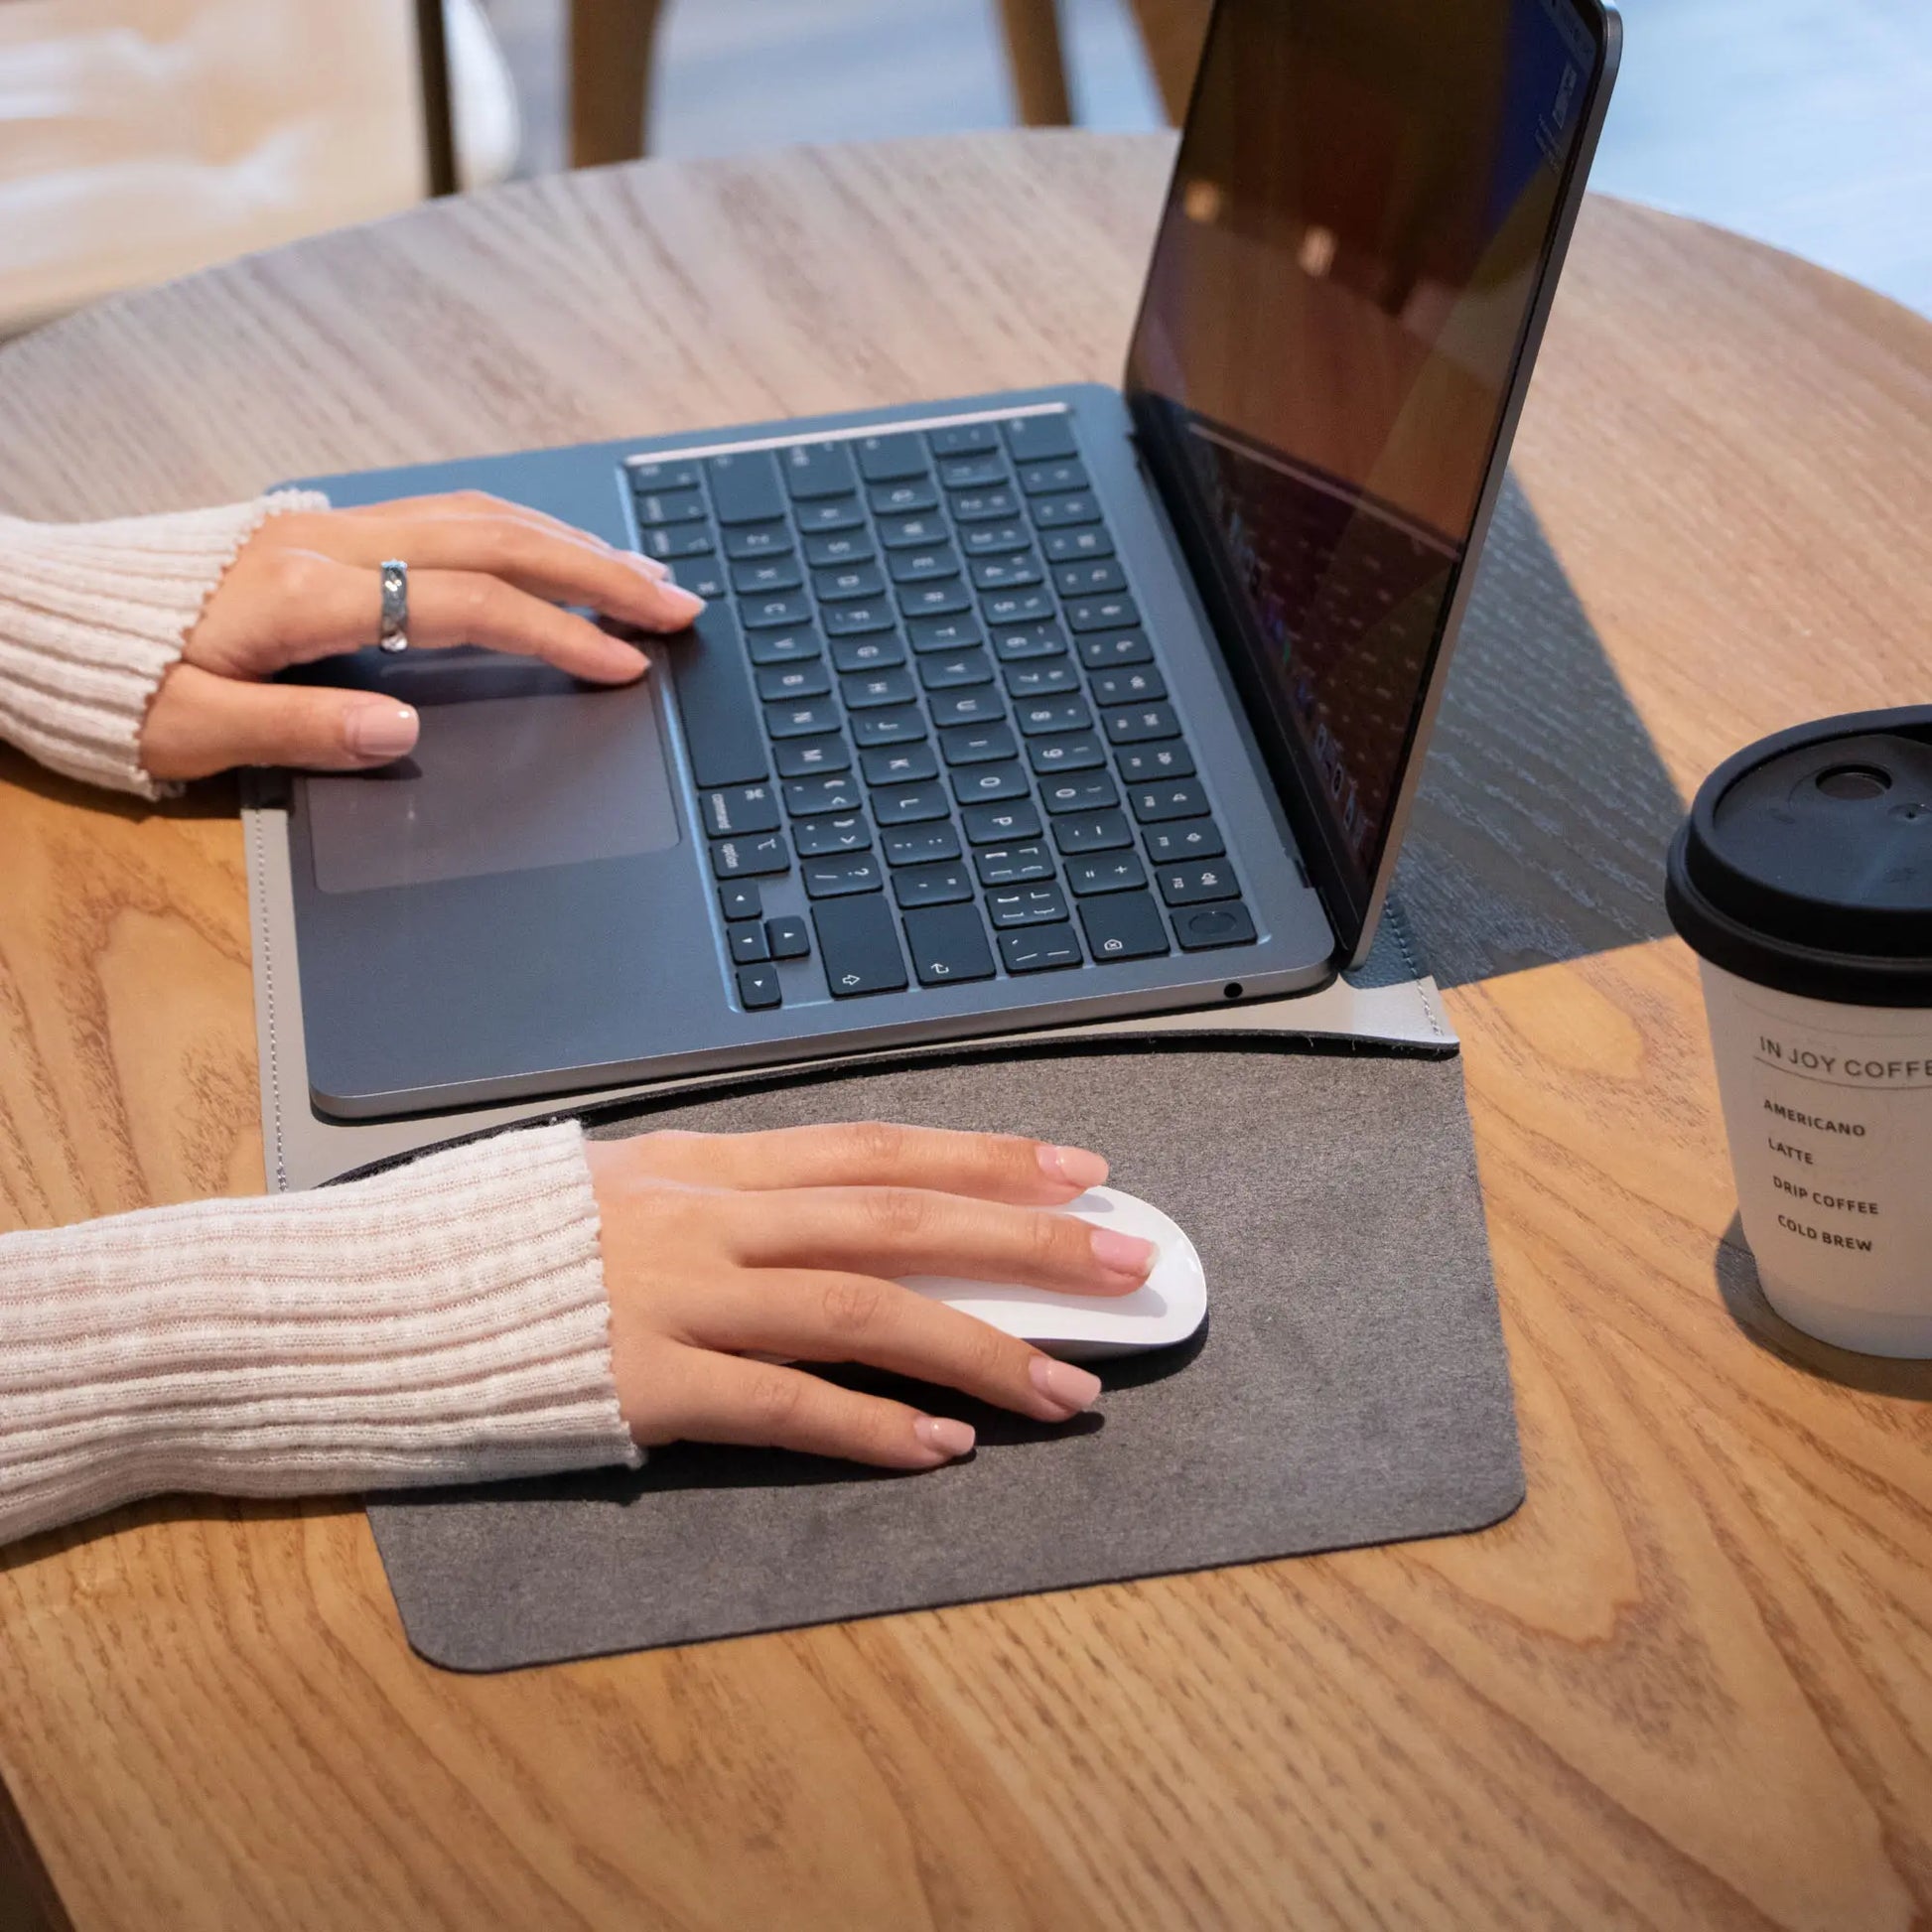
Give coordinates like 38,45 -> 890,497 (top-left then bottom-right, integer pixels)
570,0 -> 666,168
1122,0 -> 1211,125
997,0 -> 1073,126
414,0 -> 459,196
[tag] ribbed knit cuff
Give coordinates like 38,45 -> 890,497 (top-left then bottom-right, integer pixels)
0,1122 -> 640,1549
0,489 -> 328,798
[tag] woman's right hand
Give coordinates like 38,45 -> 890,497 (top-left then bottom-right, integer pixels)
587,1122 -> 1156,1469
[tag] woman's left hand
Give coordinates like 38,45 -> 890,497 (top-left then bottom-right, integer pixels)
139,490 -> 703,781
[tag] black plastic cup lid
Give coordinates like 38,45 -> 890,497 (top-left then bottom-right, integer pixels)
1666,706 -> 1932,1007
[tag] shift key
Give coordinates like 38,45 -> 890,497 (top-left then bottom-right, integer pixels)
814,894 -> 908,997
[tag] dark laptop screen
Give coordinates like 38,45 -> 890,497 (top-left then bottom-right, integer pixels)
1126,0 -> 1605,942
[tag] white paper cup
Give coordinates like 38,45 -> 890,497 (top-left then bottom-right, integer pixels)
1668,708 -> 1932,1357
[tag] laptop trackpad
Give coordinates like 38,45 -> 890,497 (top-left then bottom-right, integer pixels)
304,678 -> 679,895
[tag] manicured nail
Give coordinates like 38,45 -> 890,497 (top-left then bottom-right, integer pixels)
660,584 -> 706,623
628,552 -> 671,580
344,700 -> 418,759
1090,1227 -> 1158,1279
1030,1355 -> 1101,1414
912,1415 -> 975,1460
1037,1143 -> 1108,1189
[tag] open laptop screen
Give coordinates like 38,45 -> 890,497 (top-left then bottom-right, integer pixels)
1126,0 -> 1610,958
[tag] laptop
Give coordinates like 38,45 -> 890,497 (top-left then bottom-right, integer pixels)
286,0 -> 1620,1120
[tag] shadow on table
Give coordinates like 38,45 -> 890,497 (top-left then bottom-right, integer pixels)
1394,475 -> 1688,990
1713,1211 -> 1932,1399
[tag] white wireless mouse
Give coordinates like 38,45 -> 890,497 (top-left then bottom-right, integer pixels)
899,1185 -> 1206,1360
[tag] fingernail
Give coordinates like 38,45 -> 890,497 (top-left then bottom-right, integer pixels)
661,584 -> 706,623
628,552 -> 671,580
912,1415 -> 975,1460
1030,1355 -> 1102,1414
1090,1227 -> 1157,1279
1037,1143 -> 1108,1189
344,700 -> 418,759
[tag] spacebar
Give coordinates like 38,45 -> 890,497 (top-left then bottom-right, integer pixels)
670,605 -> 767,788
813,894 -> 908,997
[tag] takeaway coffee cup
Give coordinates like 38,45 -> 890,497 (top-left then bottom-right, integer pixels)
1667,706 -> 1932,1356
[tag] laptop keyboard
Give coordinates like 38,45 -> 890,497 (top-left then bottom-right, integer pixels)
624,411 -> 1258,1011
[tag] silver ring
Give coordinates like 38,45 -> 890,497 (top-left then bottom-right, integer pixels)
377,559 -> 409,654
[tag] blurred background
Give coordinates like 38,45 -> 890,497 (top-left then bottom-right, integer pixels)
2,0 -> 1926,341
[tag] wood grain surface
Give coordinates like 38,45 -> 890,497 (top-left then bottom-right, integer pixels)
0,132 -> 1929,1930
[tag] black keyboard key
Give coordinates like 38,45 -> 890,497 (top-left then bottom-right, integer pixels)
929,422 -> 1000,457
783,440 -> 857,499
892,862 -> 974,909
1078,891 -> 1170,961
870,479 -> 938,516
806,530 -> 874,568
1003,413 -> 1077,462
918,648 -> 994,691
1051,810 -> 1133,855
831,632 -> 906,673
719,882 -> 762,921
931,690 -> 1005,730
883,822 -> 962,867
856,432 -> 928,482
679,555 -> 730,602
898,581 -> 973,620
851,707 -> 927,749
962,799 -> 1043,844
841,668 -> 916,710
784,773 -> 862,815
628,458 -> 700,491
1090,665 -> 1166,706
795,497 -> 867,534
1043,525 -> 1114,563
736,963 -> 782,1010
733,557 -> 804,596
1102,703 -> 1180,745
878,512 -> 949,549
974,844 -> 1054,886
1173,901 -> 1257,950
908,614 -> 985,652
640,523 -> 715,561
822,600 -> 897,637
1054,558 -> 1127,597
950,761 -> 1031,804
1144,818 -> 1224,863
711,831 -> 790,880
871,779 -> 951,825
1041,772 -> 1120,814
1003,660 -> 1081,698
987,885 -> 1069,928
902,902 -> 996,986
723,520 -> 793,560
745,623 -> 823,666
1027,733 -> 1105,774
941,723 -> 1019,766
774,735 -> 852,778
1077,629 -> 1152,669
814,894 -> 908,996
1019,459 -> 1089,495
1157,861 -> 1239,905
765,698 -> 840,739
981,588 -> 1055,625
939,455 -> 1008,489
1029,492 -> 1100,528
672,606 -> 766,787
860,742 -> 938,784
700,783 -> 781,837
794,813 -> 873,857
814,563 -> 886,602
743,591 -> 813,629
970,554 -> 1044,591
1015,698 -> 1092,737
707,451 -> 784,524
803,853 -> 885,898
1116,741 -> 1195,782
730,924 -> 769,965
960,520 -> 1034,557
1129,778 -> 1209,822
999,924 -> 1083,973
889,545 -> 962,586
990,621 -> 1068,662
1067,595 -> 1142,632
950,486 -> 1021,522
1067,851 -> 1147,896
633,487 -> 707,526
765,914 -> 811,959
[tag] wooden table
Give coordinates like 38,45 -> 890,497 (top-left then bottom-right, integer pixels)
2,132 -> 1929,1931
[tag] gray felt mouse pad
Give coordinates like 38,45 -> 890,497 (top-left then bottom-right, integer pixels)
365,1042 -> 1521,1672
